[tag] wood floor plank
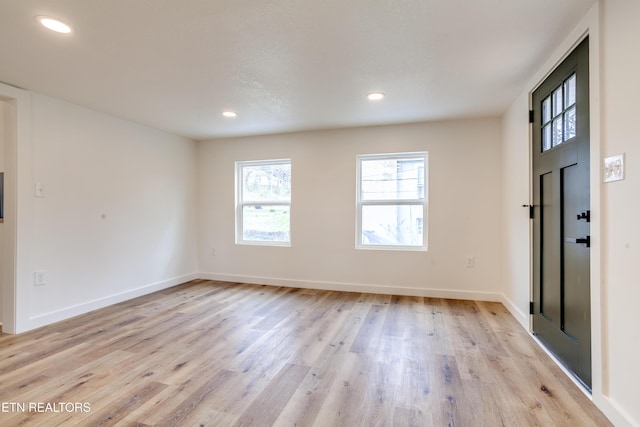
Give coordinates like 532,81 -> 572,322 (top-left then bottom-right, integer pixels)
151,369 -> 236,427
0,280 -> 613,426
421,297 -> 455,356
273,294 -> 375,426
85,381 -> 168,427
233,363 -> 310,427
349,304 -> 386,354
392,406 -> 425,427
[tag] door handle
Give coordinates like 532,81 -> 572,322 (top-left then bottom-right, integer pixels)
565,236 -> 590,248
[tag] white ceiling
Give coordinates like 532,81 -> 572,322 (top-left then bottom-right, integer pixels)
0,0 -> 596,141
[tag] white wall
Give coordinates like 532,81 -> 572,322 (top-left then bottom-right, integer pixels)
20,93 -> 198,330
501,2 -> 639,425
198,118 -> 503,299
599,0 -> 640,425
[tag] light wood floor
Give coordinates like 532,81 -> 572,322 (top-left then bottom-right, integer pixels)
0,280 -> 611,426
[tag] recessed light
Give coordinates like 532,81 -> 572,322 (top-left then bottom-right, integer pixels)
222,111 -> 238,118
36,16 -> 72,34
367,92 -> 385,101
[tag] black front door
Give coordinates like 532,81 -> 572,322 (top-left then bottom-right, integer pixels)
531,38 -> 591,389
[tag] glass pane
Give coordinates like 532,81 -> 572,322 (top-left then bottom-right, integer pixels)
361,157 -> 425,201
361,204 -> 424,246
242,163 -> 291,202
552,117 -> 563,147
242,205 -> 290,242
542,96 -> 551,124
564,74 -> 576,108
552,87 -> 563,117
564,106 -> 576,140
542,124 -> 552,151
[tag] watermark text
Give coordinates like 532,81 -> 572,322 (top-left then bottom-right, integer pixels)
1,402 -> 91,413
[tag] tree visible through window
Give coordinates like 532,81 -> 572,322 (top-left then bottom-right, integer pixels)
236,159 -> 291,245
356,152 -> 428,250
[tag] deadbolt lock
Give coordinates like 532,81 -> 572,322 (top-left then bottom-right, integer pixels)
577,210 -> 591,222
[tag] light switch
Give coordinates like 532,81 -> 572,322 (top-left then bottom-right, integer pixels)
603,154 -> 625,183
35,182 -> 45,197
465,256 -> 475,268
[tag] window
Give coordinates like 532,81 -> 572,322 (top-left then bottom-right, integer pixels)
356,152 -> 428,250
236,159 -> 291,245
541,73 -> 576,151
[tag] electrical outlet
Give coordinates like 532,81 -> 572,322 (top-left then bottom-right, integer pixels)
211,247 -> 216,256
465,256 -> 475,268
34,271 -> 46,286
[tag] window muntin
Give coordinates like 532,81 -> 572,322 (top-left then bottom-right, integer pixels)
541,73 -> 577,152
236,159 -> 291,245
356,152 -> 428,250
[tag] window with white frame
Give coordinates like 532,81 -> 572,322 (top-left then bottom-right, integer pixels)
236,159 -> 291,245
356,152 -> 428,250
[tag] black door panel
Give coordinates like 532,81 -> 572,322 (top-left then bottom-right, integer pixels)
532,37 -> 591,389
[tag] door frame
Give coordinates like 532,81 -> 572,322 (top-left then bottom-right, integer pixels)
0,82 -> 34,334
527,22 -> 602,397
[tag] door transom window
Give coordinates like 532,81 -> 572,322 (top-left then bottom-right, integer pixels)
541,73 -> 577,152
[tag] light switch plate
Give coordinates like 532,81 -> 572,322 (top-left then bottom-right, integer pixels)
35,182 -> 45,197
603,154 -> 625,183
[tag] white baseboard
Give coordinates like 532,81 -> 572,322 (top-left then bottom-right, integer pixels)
198,272 -> 502,302
21,272 -> 198,332
592,395 -> 638,427
500,294 -> 528,329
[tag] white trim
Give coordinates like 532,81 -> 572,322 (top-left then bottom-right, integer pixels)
590,396 -> 639,427
0,82 -> 33,334
199,272 -> 502,302
24,273 -> 198,331
500,294 -> 528,329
